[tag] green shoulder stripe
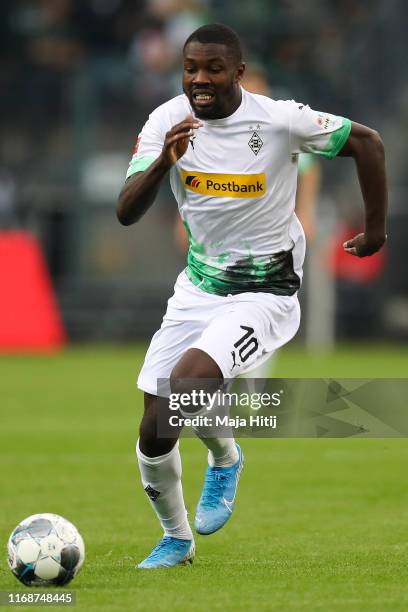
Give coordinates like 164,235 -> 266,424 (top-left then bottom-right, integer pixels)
320,118 -> 352,160
126,155 -> 156,179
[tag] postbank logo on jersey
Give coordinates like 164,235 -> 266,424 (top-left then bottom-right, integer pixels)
181,170 -> 266,199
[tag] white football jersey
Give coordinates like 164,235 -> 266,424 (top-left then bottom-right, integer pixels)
126,88 -> 351,296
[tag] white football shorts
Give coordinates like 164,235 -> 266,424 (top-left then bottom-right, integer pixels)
137,270 -> 300,397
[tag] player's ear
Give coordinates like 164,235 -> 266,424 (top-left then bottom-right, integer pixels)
236,62 -> 246,83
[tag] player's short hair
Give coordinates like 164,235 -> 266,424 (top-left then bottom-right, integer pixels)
183,23 -> 243,64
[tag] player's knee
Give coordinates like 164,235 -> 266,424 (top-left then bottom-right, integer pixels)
138,393 -> 178,456
138,411 -> 157,454
170,348 -> 223,412
170,348 -> 222,385
139,417 -> 176,457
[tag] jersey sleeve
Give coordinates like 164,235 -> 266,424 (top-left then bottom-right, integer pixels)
126,108 -> 165,179
289,102 -> 351,160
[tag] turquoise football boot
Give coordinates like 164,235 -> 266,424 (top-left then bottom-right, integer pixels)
137,536 -> 195,569
195,443 -> 244,535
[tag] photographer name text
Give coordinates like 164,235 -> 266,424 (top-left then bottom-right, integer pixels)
168,414 -> 277,429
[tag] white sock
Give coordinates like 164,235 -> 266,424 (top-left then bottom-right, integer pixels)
136,440 -> 193,541
181,403 -> 239,468
197,435 -> 239,468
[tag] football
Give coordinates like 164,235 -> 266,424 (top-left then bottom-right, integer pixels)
7,513 -> 85,586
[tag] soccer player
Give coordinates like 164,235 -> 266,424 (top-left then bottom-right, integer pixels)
117,24 -> 387,568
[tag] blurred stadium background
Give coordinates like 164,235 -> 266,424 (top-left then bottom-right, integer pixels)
0,0 -> 407,349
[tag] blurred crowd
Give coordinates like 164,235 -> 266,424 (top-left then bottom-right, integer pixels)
2,1 -> 406,122
1,0 -> 406,220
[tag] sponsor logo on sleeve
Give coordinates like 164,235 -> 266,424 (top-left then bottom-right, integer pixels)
316,113 -> 336,130
181,170 -> 266,199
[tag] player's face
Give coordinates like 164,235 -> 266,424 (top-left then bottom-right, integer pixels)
183,42 -> 245,120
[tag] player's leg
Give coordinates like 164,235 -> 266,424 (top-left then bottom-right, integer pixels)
185,293 -> 300,535
136,392 -> 194,568
137,346 -> 228,567
171,347 -> 243,536
135,273 -> 219,568
170,347 -> 239,468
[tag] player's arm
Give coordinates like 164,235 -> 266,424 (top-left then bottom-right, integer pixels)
117,115 -> 201,226
338,121 -> 387,257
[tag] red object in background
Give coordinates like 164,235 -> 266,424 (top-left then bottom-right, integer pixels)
0,231 -> 66,352
327,224 -> 386,282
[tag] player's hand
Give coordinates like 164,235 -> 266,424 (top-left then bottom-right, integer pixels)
343,232 -> 386,257
161,114 -> 202,168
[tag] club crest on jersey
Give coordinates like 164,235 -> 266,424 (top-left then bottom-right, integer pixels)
181,170 -> 266,199
248,131 -> 263,156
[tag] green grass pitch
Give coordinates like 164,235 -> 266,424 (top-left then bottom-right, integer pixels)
1,344 -> 408,611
